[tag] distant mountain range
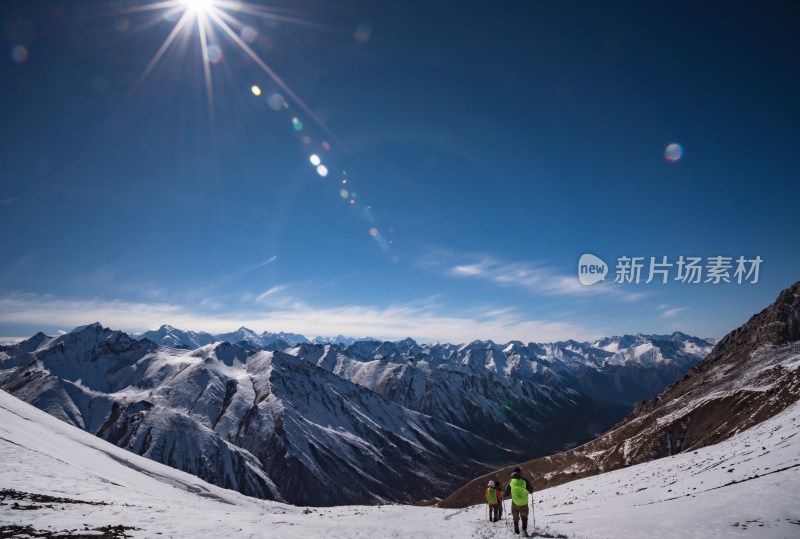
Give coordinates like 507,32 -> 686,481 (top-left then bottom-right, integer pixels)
137,325 -> 361,349
440,280 -> 800,508
0,323 -> 714,505
138,324 -> 714,407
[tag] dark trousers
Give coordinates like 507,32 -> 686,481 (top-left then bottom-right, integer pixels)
489,503 -> 502,521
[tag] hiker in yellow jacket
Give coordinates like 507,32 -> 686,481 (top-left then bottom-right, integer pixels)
503,467 -> 534,535
484,480 -> 503,522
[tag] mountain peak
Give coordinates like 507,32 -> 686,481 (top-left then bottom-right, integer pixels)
709,280 -> 800,362
71,322 -> 105,333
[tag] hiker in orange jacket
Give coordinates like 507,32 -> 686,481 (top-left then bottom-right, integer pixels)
484,480 -> 503,522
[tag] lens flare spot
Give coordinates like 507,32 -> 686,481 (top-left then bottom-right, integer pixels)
316,165 -> 328,177
303,136 -> 311,144
205,44 -> 222,63
322,141 -> 331,151
251,85 -> 261,96
309,154 -> 321,166
665,143 -> 683,161
114,18 -> 131,32
350,199 -> 355,204
268,93 -> 286,110
240,26 -> 257,43
369,228 -> 378,237
342,179 -> 347,184
355,23 -> 372,45
10,45 -> 28,63
292,117 -> 303,131
340,189 -> 349,198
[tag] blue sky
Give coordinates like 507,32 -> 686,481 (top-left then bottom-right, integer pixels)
1,0 -> 798,343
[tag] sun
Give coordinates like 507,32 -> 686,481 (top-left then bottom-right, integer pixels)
127,0 -> 334,139
180,0 -> 213,13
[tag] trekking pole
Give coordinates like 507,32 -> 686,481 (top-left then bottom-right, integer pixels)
531,497 -> 536,537
504,499 -> 509,535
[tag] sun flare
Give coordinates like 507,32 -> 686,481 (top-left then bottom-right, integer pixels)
124,0 -> 340,144
180,0 -> 213,13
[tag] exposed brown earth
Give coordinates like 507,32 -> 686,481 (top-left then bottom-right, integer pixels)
0,524 -> 135,538
439,281 -> 800,509
0,490 -> 136,538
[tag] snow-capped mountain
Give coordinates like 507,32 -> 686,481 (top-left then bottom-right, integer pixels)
311,334 -> 359,346
138,324 -> 216,349
0,323 -> 712,506
2,378 -> 798,538
280,331 -> 714,453
440,280 -> 800,508
271,330 -> 310,345
213,326 -> 267,347
0,324 -> 514,505
284,339 -> 628,456
143,326 -> 714,409
212,326 -> 309,348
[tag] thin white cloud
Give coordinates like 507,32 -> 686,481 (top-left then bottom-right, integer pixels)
0,337 -> 28,345
252,256 -> 278,269
662,307 -> 688,318
256,284 -> 289,302
452,262 -> 491,276
215,256 -> 279,286
436,253 -> 645,301
0,293 -> 596,344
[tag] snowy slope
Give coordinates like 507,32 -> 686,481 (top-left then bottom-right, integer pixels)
535,400 -> 800,538
2,388 -> 798,538
0,388 -> 480,538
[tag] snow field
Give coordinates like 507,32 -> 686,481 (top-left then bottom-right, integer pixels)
2,386 -> 798,538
